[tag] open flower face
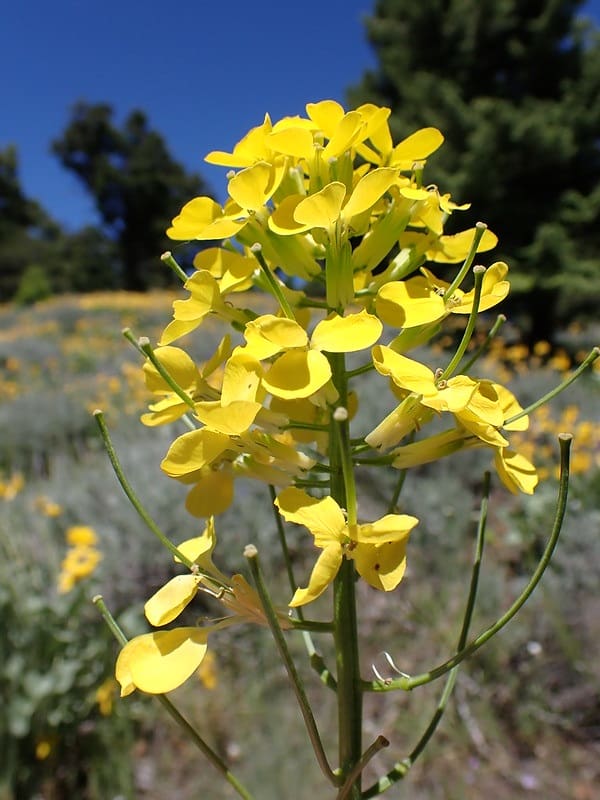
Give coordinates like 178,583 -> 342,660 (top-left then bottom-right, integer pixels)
275,488 -> 418,606
240,310 -> 382,400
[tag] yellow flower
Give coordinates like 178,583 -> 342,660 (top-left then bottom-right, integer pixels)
58,528 -> 102,593
34,496 -> 63,517
95,678 -> 117,716
241,310 -> 382,400
66,525 -> 98,547
116,521 -> 290,696
159,270 -> 247,345
167,160 -> 287,244
372,345 -> 477,414
352,106 -> 444,169
59,546 -> 102,580
161,426 -> 315,517
35,739 -> 52,760
269,168 -> 399,238
389,225 -> 499,266
116,627 -> 211,696
142,338 -> 240,429
375,262 -> 509,329
275,487 -> 418,605
0,472 -> 24,501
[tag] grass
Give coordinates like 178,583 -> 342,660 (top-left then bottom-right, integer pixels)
1,293 -> 599,799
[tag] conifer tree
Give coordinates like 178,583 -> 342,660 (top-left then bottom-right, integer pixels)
349,0 -> 600,341
53,104 -> 212,291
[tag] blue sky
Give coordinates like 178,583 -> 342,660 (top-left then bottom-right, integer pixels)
2,0 -> 599,231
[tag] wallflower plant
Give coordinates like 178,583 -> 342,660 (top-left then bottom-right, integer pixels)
94,99 -> 599,798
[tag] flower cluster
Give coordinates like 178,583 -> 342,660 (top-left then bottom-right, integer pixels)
116,520 -> 289,694
116,99 -> 539,696
57,525 -> 102,593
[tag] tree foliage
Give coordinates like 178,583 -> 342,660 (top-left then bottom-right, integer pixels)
0,146 -> 118,302
349,0 -> 600,340
52,103 -> 212,291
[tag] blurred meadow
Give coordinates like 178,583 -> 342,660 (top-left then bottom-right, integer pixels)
1,292 -> 599,799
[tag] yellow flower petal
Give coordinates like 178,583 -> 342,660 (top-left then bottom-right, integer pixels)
228,161 -> 284,211
456,411 -> 509,447
391,429 -> 473,469
294,182 -> 346,230
290,543 -> 344,607
116,629 -> 209,695
159,318 -> 202,346
143,346 -> 197,394
343,168 -> 397,219
376,278 -> 446,328
389,128 -> 444,168
193,248 -> 255,293
221,350 -> 262,405
205,114 -> 272,167
267,127 -> 314,159
352,539 -> 409,591
365,394 -> 424,450
426,227 -> 498,263
185,475 -> 231,518
161,429 -> 231,478
494,449 -> 539,494
424,375 -> 478,413
144,575 -> 200,627
306,100 -> 345,137
496,383 -> 529,431
141,396 -> 189,427
175,519 -> 218,563
179,271 -> 224,319
354,514 -> 418,544
464,381 -> 504,427
243,315 -> 308,360
262,349 -> 332,399
372,346 -> 436,394
275,487 -> 345,543
268,194 -> 311,236
452,261 -> 509,313
194,400 -> 261,435
323,111 -> 365,158
311,310 -> 382,353
167,197 -> 223,240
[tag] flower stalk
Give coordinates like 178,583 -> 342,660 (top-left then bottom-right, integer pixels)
90,98 -> 594,798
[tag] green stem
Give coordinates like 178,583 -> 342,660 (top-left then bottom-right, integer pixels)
138,337 -> 196,410
284,421 -> 330,433
444,222 -> 487,300
289,619 -> 335,634
93,411 -> 193,568
294,478 -> 332,489
457,313 -> 506,374
440,265 -> 485,380
363,473 -> 490,797
93,596 -> 254,800
336,736 -> 389,800
161,251 -> 189,283
329,353 -> 363,798
367,434 -> 572,692
251,244 -> 296,320
245,546 -> 339,786
386,468 -> 408,514
504,347 -> 599,426
346,362 -> 375,379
